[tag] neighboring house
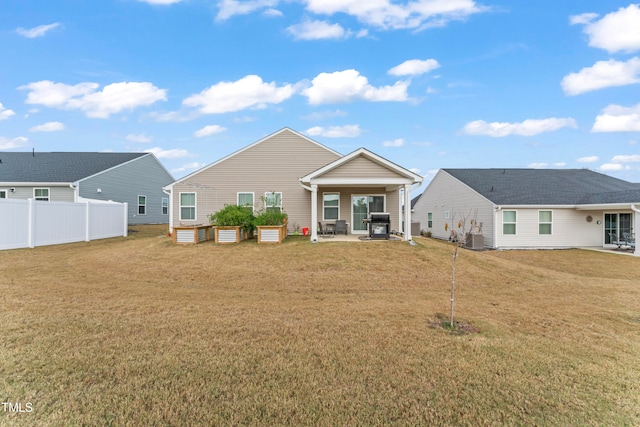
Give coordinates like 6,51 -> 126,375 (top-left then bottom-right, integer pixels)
0,152 -> 174,224
412,168 -> 640,255
164,127 -> 423,242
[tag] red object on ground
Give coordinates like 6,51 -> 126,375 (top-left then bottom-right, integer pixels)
302,227 -> 309,236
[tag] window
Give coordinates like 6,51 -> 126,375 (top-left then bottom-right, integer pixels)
238,192 -> 254,210
162,197 -> 168,215
427,212 -> 433,228
503,210 -> 516,235
34,188 -> 49,201
264,192 -> 282,213
180,192 -> 196,220
0,190 -> 6,199
138,195 -> 147,215
444,211 -> 450,220
539,210 -> 552,235
323,193 -> 339,220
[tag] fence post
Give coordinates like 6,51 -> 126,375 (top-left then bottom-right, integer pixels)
85,201 -> 91,242
123,202 -> 128,237
28,198 -> 35,248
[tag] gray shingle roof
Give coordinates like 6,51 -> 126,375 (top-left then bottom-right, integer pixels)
444,168 -> 640,205
0,152 -> 147,183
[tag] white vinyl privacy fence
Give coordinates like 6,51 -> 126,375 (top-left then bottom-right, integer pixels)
0,199 -> 128,250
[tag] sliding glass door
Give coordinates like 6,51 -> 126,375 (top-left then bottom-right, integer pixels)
352,195 -> 385,234
604,213 -> 632,244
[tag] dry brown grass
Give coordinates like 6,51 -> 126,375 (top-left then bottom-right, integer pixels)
1,225 -> 639,426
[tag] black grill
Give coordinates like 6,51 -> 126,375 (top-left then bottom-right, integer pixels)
365,213 -> 390,239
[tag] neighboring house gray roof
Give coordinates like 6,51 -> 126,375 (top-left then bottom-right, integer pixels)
444,168 -> 640,205
0,152 -> 147,183
410,193 -> 422,209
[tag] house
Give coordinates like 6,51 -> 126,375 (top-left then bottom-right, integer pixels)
164,127 -> 423,242
412,168 -> 640,255
0,152 -> 174,224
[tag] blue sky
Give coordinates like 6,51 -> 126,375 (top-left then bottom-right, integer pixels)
1,1 -> 639,192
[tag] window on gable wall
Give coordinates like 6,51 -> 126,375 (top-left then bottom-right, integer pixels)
162,197 -> 168,215
180,192 -> 196,220
427,212 -> 433,228
138,195 -> 147,215
264,192 -> 282,213
238,193 -> 254,211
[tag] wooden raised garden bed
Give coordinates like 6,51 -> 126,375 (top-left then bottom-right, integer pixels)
214,226 -> 247,244
173,225 -> 214,244
257,224 -> 287,244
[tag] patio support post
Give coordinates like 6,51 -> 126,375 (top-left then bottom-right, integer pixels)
633,206 -> 640,256
311,184 -> 318,242
404,184 -> 412,242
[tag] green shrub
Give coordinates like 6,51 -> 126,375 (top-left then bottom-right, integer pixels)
254,210 -> 288,226
210,205 -> 255,232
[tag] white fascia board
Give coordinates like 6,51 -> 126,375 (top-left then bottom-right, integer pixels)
575,203 -> 636,210
496,204 -> 577,210
309,177 -> 415,186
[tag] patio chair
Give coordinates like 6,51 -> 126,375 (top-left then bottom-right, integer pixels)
623,232 -> 636,250
609,232 -> 625,249
318,222 -> 334,238
335,219 -> 348,235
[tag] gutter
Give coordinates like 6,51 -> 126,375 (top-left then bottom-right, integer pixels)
632,204 -> 640,214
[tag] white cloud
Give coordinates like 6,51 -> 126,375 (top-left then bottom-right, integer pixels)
577,156 -> 599,163
138,0 -> 182,4
302,109 -> 348,120
303,0 -> 484,31
599,163 -> 626,171
592,103 -> 640,132
0,103 -> 15,120
462,117 -> 577,137
302,69 -> 409,105
144,147 -> 190,159
29,121 -> 65,132
216,0 -> 277,21
19,80 -> 167,118
0,136 -> 28,150
194,125 -> 227,138
16,23 -> 60,38
561,58 -> 640,96
171,162 -> 207,174
569,13 -> 598,26
287,19 -> 347,40
306,125 -> 361,138
183,75 -> 294,114
554,162 -> 567,167
611,154 -> 640,163
383,138 -> 404,147
573,4 -> 640,53
388,58 -> 440,76
126,133 -> 152,143
528,163 -> 548,169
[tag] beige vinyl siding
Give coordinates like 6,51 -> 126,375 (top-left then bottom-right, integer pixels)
321,156 -> 401,180
413,170 -> 494,246
496,209 -> 606,248
171,129 -> 341,232
316,187 -> 401,233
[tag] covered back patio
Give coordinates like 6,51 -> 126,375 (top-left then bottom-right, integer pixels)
299,148 -> 423,243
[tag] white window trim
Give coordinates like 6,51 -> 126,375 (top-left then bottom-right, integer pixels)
322,192 -> 340,221
161,197 -> 169,215
538,210 -> 552,235
0,189 -> 7,199
444,211 -> 450,219
179,192 -> 197,221
237,192 -> 255,211
351,194 -> 386,234
264,192 -> 283,212
138,195 -> 147,215
427,212 -> 433,228
503,210 -> 517,235
34,187 -> 50,201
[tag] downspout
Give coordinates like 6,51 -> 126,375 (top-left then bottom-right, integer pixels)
299,180 -> 317,242
494,205 -> 501,250
163,186 -> 173,233
70,182 -> 78,202
632,205 -> 640,257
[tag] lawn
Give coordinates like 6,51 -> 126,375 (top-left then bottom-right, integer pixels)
1,225 -> 639,426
